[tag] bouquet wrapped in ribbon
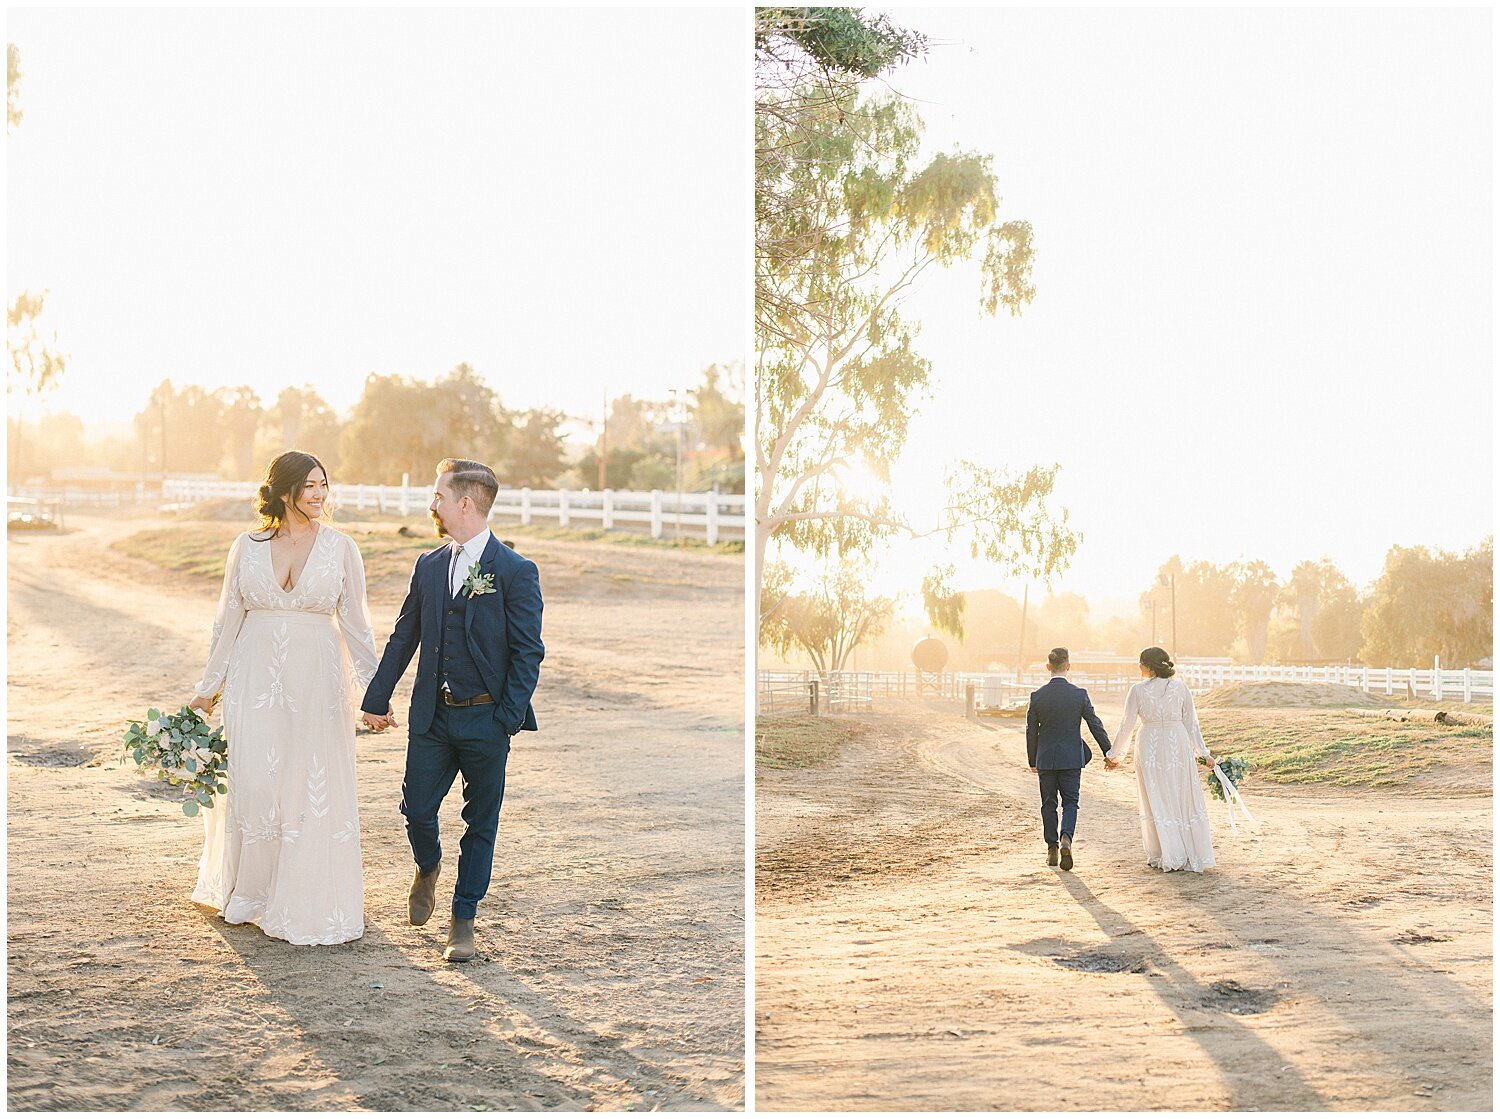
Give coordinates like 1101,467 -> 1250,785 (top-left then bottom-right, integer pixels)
123,706 -> 229,816
1204,754 -> 1255,833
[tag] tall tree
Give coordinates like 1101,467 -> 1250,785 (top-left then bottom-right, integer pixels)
761,556 -> 896,673
1230,560 -> 1280,662
504,408 -> 568,489
921,564 -> 965,641
262,385 -> 344,475
339,368 -> 504,484
690,361 -> 745,456
1360,539 -> 1492,667
220,386 -> 263,480
133,381 -> 235,477
8,43 -> 22,131
755,59 -> 1071,633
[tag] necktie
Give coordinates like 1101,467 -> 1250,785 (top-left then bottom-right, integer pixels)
449,542 -> 464,598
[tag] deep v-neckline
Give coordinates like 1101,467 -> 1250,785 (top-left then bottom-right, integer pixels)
267,525 -> 322,594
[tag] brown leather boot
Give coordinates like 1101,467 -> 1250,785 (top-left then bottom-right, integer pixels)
408,861 -> 441,926
444,917 -> 476,962
1047,844 -> 1059,866
1059,834 -> 1074,871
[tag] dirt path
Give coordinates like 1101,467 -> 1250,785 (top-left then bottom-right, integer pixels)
755,701 -> 1491,1111
8,514 -> 745,1112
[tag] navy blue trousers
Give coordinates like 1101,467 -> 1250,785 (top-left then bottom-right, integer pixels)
1037,768 -> 1081,846
400,702 -> 511,919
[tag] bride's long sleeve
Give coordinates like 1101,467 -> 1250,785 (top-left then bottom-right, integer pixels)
193,533 -> 248,697
336,533 -> 379,692
1110,684 -> 1140,762
1181,680 -> 1212,759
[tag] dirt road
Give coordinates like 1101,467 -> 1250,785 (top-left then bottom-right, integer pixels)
8,513 -> 745,1111
755,701 -> 1491,1111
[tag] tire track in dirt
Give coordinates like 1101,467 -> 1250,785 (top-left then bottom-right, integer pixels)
755,703 -> 1491,1111
9,514 -> 746,1112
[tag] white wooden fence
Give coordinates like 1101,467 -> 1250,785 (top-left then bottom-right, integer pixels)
161,478 -> 745,544
761,661 -> 1494,714
1173,661 -> 1494,702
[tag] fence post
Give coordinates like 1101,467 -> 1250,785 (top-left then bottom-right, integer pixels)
356,484 -> 367,512
965,682 -> 975,719
1408,667 -> 1418,699
809,679 -> 820,715
650,490 -> 663,539
706,491 -> 719,546
400,473 -> 410,515
521,488 -> 532,526
1463,668 -> 1473,703
602,489 -> 614,530
559,489 -> 570,528
1433,655 -> 1442,700
1385,667 -> 1393,696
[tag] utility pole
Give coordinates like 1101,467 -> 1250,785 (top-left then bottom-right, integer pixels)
1158,571 -> 1177,653
1170,572 -> 1177,654
670,388 -> 684,545
598,387 -> 608,490
1015,585 -> 1029,683
159,396 -> 168,485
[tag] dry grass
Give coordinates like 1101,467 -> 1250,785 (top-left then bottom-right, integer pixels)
755,716 -> 866,771
1201,706 -> 1492,787
113,514 -> 741,601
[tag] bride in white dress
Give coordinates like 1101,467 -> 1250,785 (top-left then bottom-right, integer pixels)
1104,647 -> 1218,873
188,451 -> 378,944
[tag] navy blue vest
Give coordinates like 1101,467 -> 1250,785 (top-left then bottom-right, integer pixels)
439,586 -> 487,701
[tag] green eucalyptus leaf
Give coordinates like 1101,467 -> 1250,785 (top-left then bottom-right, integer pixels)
182,800 -> 199,817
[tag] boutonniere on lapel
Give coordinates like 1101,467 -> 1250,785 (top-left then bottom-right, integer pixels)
461,562 -> 496,600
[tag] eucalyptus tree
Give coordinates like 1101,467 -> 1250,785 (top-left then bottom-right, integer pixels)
755,11 -> 1077,646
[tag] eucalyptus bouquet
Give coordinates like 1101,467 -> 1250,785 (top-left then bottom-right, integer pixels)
1206,755 -> 1250,802
123,706 -> 229,816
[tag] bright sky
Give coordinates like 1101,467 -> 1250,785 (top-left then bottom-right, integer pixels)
855,7 -> 1492,615
7,7 -> 746,435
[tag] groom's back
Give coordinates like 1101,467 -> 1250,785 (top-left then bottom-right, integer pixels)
1026,678 -> 1098,770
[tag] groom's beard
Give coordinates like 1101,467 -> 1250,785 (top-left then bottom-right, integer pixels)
431,512 -> 449,539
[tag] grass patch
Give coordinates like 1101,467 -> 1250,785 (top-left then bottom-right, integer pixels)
756,715 -> 864,771
113,513 -> 740,599
501,522 -> 743,554
114,524 -> 245,581
114,522 -> 458,597
1202,707 -> 1492,788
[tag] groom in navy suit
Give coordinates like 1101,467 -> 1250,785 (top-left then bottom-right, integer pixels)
361,457 -> 544,962
1025,647 -> 1111,871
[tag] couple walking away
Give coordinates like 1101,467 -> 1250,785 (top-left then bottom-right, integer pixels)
187,451 -> 544,959
1026,645 -> 1218,873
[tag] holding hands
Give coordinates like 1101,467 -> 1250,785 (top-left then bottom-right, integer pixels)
361,709 -> 399,733
1104,755 -> 1120,771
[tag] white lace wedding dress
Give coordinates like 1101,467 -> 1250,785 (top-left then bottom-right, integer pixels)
1108,676 -> 1216,872
190,525 -> 378,944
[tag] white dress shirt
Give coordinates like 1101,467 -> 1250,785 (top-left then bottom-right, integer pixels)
447,528 -> 493,599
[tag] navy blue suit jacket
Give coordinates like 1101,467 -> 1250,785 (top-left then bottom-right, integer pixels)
1026,676 -> 1112,770
362,532 -> 544,738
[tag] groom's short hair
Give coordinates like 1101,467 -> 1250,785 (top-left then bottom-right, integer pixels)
1048,647 -> 1069,672
437,458 -> 499,516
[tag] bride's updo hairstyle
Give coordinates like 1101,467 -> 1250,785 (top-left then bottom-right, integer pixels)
1140,646 -> 1176,678
252,450 -> 330,541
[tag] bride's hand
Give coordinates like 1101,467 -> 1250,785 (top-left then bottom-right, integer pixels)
188,694 -> 215,715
